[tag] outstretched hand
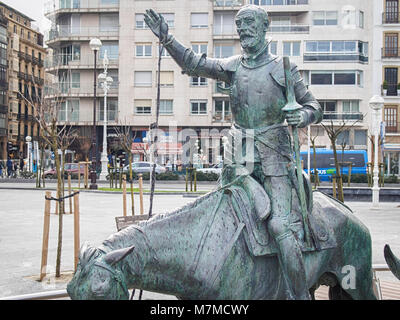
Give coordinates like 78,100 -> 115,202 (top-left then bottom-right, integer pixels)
144,9 -> 169,43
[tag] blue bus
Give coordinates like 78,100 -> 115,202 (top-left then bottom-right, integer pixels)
300,149 -> 368,181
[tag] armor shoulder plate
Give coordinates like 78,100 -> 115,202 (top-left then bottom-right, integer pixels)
270,57 -> 299,87
218,55 -> 242,73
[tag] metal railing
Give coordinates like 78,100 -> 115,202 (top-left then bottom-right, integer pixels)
214,0 -> 243,7
45,53 -> 118,69
382,47 -> 400,58
47,25 -> 119,41
322,112 -> 363,121
382,12 -> 400,24
48,82 -> 118,97
381,84 -> 400,97
269,25 -> 309,33
385,121 -> 400,133
212,112 -> 232,122
45,0 -> 119,15
248,0 -> 308,5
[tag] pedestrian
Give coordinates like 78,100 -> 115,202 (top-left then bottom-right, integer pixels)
32,160 -> 37,174
19,158 -> 24,173
6,158 -> 12,177
0,161 -> 3,177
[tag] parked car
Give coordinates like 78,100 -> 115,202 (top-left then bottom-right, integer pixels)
43,163 -> 86,179
122,162 -> 167,175
196,162 -> 223,175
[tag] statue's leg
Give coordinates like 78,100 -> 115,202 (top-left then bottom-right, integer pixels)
264,175 -> 311,300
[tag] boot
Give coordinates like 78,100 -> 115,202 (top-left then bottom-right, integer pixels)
276,231 -> 311,300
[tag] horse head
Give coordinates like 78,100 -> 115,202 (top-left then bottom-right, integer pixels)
67,242 -> 135,300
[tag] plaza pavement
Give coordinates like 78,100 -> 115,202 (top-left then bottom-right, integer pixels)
0,186 -> 399,299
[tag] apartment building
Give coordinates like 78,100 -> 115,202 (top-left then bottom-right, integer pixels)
0,2 -> 46,161
44,0 -> 373,166
0,7 -> 7,160
376,0 -> 400,176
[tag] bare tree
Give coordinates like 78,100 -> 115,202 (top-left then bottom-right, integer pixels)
321,116 -> 363,202
20,67 -> 77,277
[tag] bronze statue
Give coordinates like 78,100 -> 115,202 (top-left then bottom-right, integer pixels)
143,5 -> 321,299
67,5 -> 377,300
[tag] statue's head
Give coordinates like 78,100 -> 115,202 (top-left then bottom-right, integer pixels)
67,243 -> 135,300
235,5 -> 269,53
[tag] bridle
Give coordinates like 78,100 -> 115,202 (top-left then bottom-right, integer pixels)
93,261 -> 129,297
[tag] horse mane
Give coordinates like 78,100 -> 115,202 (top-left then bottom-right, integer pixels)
136,190 -> 219,227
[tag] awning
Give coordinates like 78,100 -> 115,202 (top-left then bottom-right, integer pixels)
131,142 -> 148,154
155,142 -> 183,155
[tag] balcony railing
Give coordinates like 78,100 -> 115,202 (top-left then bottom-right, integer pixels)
247,0 -> 308,5
323,112 -> 363,121
386,122 -> 400,133
304,52 -> 368,63
0,104 -> 7,114
382,12 -> 400,24
381,84 -> 400,97
382,47 -> 400,58
0,128 -> 6,137
45,53 -> 119,69
48,82 -> 118,97
268,25 -> 309,33
47,25 -> 119,41
212,112 -> 232,123
214,0 -> 243,7
44,0 -> 120,15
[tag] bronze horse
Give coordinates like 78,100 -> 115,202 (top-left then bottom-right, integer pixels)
67,170 -> 377,300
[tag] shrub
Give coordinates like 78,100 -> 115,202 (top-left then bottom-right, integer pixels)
195,171 -> 220,181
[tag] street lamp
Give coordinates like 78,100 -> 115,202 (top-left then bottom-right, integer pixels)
369,95 -> 384,208
89,38 -> 102,189
25,135 -> 32,172
98,50 -> 113,181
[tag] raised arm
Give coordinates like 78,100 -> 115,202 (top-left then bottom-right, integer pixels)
144,9 -> 232,84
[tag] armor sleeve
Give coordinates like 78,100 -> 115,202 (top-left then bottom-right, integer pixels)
291,63 -> 323,125
162,35 -> 233,84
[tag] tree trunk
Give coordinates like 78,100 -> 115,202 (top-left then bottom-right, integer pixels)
53,138 -> 65,278
312,140 -> 319,188
129,152 -> 134,215
331,140 -> 344,202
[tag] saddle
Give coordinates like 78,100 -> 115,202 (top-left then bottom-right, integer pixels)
220,165 -> 337,257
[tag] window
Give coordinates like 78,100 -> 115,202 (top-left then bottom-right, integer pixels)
354,130 -> 367,146
135,99 -> 151,114
191,100 -> 207,114
159,71 -> 174,87
159,100 -> 173,114
158,46 -> 170,57
342,100 -> 359,113
191,76 -> 207,86
214,44 -> 233,58
136,14 -> 149,29
305,41 -> 357,53
359,11 -> 364,28
160,13 -> 174,28
71,72 -> 80,89
312,11 -> 338,26
100,13 -> 119,32
283,41 -> 300,56
100,42 -> 118,60
319,101 -> 337,113
136,43 -> 152,57
191,13 -> 208,28
269,41 -> 277,55
214,12 -> 234,34
58,100 -> 79,122
336,130 -> 350,146
311,71 -> 362,86
192,43 -> 208,55
134,71 -> 152,87
214,99 -> 231,121
98,99 -> 118,121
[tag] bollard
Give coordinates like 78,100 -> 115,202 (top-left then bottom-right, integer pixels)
194,168 -> 197,192
73,192 -> 80,271
185,168 -> 188,192
122,174 -> 127,217
139,174 -> 144,215
68,174 -> 72,214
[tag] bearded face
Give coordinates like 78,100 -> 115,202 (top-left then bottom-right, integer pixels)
235,10 -> 266,53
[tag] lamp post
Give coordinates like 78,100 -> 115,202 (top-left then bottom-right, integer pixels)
369,95 -> 384,208
98,50 -> 113,181
89,38 -> 102,189
25,135 -> 32,172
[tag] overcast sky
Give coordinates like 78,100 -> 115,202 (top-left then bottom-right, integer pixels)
2,0 -> 51,32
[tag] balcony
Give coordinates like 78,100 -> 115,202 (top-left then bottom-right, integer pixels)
0,104 -> 7,114
45,53 -> 119,71
213,26 -> 239,39
47,82 -> 118,98
382,12 -> 400,24
17,114 -> 34,122
382,47 -> 400,59
214,0 -> 243,9
44,0 -> 119,16
304,52 -> 368,63
212,112 -> 232,123
257,0 -> 309,13
46,25 -> 119,43
268,25 -> 309,33
381,84 -> 400,97
0,128 -> 6,136
322,112 -> 363,122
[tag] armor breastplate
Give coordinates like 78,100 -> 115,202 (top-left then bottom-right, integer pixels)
230,58 -> 287,129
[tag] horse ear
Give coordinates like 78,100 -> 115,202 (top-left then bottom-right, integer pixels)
79,242 -> 100,266
103,246 -> 135,266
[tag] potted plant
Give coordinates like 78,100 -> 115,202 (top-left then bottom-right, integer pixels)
383,80 -> 388,95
